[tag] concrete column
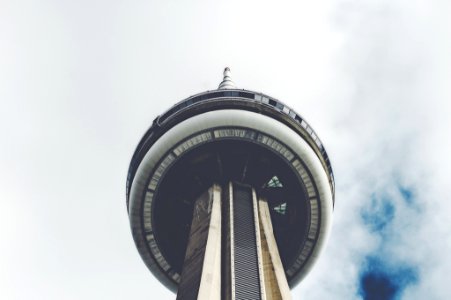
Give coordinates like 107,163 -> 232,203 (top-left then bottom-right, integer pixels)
258,198 -> 292,300
177,185 -> 222,300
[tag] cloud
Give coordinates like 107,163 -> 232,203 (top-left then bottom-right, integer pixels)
295,0 -> 451,299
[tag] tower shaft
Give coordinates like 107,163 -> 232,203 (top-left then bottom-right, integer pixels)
177,183 -> 291,300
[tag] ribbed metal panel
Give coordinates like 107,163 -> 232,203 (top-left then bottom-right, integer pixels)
233,185 -> 261,300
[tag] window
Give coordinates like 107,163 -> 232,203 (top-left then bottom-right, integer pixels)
273,203 -> 287,215
266,175 -> 283,188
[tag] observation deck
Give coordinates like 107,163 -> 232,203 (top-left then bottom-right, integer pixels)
126,69 -> 335,294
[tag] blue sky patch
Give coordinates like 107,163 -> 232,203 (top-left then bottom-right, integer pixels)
398,186 -> 414,205
361,194 -> 395,232
358,257 -> 419,300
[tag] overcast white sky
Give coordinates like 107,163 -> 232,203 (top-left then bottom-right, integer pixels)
1,0 -> 450,299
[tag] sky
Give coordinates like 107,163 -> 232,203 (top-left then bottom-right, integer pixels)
1,0 -> 450,299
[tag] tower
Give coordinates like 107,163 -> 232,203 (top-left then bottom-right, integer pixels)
126,68 -> 335,299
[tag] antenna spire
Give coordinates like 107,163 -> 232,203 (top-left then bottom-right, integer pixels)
218,67 -> 236,89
